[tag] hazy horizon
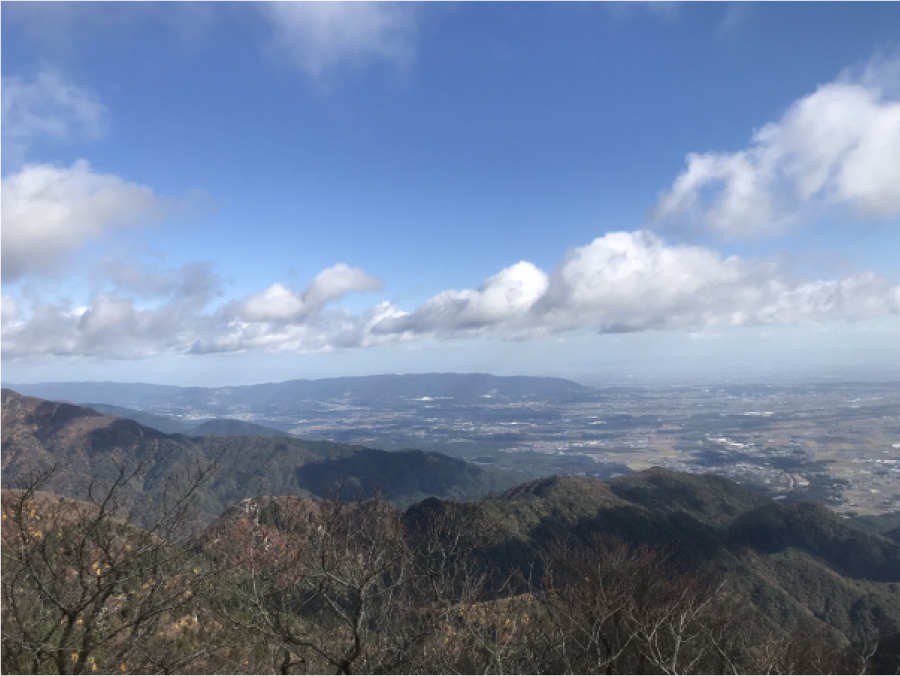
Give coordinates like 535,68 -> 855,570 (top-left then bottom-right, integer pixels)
7,363 -> 900,391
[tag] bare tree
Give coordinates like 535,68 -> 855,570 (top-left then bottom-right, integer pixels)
205,491 -> 527,675
402,498 -> 541,675
206,492 -> 429,674
1,461 -> 221,675
529,536 -> 736,674
4,465 -> 875,675
525,534 -> 869,676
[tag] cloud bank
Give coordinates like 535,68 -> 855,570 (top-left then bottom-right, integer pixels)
375,231 -> 900,340
654,54 -> 900,239
4,232 -> 898,361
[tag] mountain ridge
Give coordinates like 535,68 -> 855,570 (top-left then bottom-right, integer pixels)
7,373 -> 598,412
1,389 -> 519,523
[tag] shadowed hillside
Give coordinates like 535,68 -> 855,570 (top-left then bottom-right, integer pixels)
1,389 -> 518,524
458,469 -> 900,651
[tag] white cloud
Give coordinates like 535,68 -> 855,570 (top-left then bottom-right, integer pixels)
1,259 -> 224,361
1,160 -> 166,282
259,1 -> 421,79
1,282 -> 224,361
1,261 -> 388,360
1,69 -> 107,164
1,296 -> 21,328
536,231 -> 749,331
189,301 -> 407,356
77,294 -> 138,338
2,295 -> 186,361
303,263 -> 385,309
4,231 -> 899,361
376,261 -> 549,336
100,259 -> 221,304
654,54 -> 900,239
375,231 -> 900,339
236,263 -> 383,322
238,283 -> 312,322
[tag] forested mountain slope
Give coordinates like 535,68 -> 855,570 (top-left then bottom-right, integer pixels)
1,389 -> 517,523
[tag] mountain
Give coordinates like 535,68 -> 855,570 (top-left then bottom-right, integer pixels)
887,526 -> 900,545
202,467 -> 900,672
1,389 -> 518,524
82,402 -> 195,434
294,447 -> 511,507
82,402 -> 293,437
446,469 -> 900,644
853,511 -> 900,536
5,381 -> 186,409
1,388 -> 205,498
187,419 -> 291,437
8,373 -> 597,414
5,391 -> 900,673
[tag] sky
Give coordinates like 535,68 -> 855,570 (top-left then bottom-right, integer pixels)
2,1 -> 900,387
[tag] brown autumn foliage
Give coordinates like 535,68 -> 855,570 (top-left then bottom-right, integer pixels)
2,465 -> 888,675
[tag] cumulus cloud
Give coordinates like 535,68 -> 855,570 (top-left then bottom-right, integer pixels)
376,261 -> 549,336
654,54 -> 900,239
2,259 -> 225,361
4,232 -> 899,361
2,294 -> 218,361
1,296 -> 21,327
375,231 -> 900,339
540,232 -> 900,332
259,1 -> 421,79
236,264 -> 383,322
1,69 -> 107,163
1,160 -> 166,282
189,301 -> 407,356
100,259 -> 222,305
1,261 -> 390,360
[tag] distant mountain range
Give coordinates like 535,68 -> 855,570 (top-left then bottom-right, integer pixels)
1,389 -> 520,523
7,373 -> 598,413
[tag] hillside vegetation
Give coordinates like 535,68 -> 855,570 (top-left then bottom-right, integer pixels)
83,403 -> 293,438
1,389 -> 518,524
3,390 -> 899,674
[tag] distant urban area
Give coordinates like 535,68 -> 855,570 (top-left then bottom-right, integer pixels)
16,376 -> 899,517
221,383 -> 900,516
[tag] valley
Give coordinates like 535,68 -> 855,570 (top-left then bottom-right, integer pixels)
11,376 -> 900,516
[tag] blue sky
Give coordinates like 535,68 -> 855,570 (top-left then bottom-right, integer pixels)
2,1 -> 900,386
